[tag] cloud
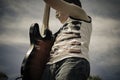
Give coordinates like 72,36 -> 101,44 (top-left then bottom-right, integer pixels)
90,45 -> 120,80
0,44 -> 28,80
81,0 -> 120,20
90,17 -> 120,55
89,17 -> 120,80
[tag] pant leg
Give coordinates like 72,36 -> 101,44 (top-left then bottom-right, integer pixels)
41,65 -> 52,80
55,57 -> 90,80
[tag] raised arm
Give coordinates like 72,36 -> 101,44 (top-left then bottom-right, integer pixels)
44,0 -> 90,21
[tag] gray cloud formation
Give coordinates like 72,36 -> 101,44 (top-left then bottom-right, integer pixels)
0,44 -> 28,80
82,0 -> 120,20
82,0 -> 120,80
0,0 -> 120,80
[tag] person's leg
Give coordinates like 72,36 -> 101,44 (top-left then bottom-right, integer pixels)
41,65 -> 52,80
55,57 -> 90,80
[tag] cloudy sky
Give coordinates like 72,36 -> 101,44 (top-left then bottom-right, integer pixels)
0,0 -> 120,80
